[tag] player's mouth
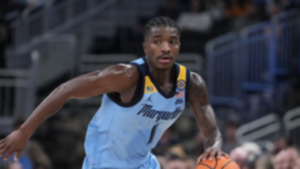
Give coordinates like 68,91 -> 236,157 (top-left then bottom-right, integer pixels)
158,55 -> 172,63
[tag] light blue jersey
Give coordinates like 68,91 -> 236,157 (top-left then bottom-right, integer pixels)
83,58 -> 190,169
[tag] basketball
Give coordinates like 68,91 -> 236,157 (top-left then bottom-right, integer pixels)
196,156 -> 240,169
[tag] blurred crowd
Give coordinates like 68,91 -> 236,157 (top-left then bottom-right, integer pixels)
150,112 -> 300,169
154,0 -> 300,56
2,0 -> 299,66
1,115 -> 300,169
89,0 -> 300,56
2,107 -> 300,169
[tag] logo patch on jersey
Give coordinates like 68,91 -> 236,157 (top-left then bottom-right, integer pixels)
146,95 -> 152,102
177,80 -> 186,90
145,76 -> 157,94
175,91 -> 184,98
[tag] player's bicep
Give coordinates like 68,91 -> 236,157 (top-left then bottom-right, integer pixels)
94,64 -> 139,94
188,72 -> 209,106
61,64 -> 138,99
188,72 -> 217,135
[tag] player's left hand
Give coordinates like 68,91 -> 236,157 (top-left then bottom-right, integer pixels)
197,147 -> 228,164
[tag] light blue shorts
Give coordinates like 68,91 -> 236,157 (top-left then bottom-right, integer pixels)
137,154 -> 160,169
82,154 -> 161,169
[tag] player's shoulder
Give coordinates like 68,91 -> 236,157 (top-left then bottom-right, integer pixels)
189,71 -> 206,87
105,63 -> 139,77
188,71 -> 208,101
96,63 -> 140,86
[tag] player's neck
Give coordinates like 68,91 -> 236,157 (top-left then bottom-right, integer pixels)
148,66 -> 175,85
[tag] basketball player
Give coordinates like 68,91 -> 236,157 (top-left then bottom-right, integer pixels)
0,16 -> 227,168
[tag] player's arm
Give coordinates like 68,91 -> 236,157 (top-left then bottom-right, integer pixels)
0,63 -> 139,161
188,72 -> 227,163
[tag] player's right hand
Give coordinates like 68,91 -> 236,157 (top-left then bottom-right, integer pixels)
0,129 -> 29,161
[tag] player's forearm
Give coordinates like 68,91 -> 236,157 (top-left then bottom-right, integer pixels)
203,129 -> 223,150
193,104 -> 223,150
19,85 -> 71,139
203,106 -> 223,149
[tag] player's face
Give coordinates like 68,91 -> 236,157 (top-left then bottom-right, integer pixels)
143,26 -> 180,70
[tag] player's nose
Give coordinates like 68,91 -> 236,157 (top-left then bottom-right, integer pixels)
161,42 -> 171,52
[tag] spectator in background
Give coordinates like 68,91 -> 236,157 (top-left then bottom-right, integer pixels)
25,140 -> 51,169
164,156 -> 185,169
265,0 -> 282,19
222,118 -> 240,154
181,130 -> 205,158
256,153 -> 274,169
156,154 -> 196,169
273,147 -> 299,169
225,0 -> 248,18
6,163 -> 23,169
242,142 -> 262,169
231,0 -> 263,32
272,135 -> 292,155
230,146 -> 249,168
230,142 -> 262,169
157,145 -> 184,169
177,0 -> 213,33
206,0 -> 225,22
294,156 -> 300,169
163,145 -> 186,169
183,157 -> 196,169
0,161 -> 23,169
205,0 -> 229,37
176,0 -> 213,54
156,0 -> 183,20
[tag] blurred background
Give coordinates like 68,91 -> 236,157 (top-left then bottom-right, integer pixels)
0,0 -> 300,169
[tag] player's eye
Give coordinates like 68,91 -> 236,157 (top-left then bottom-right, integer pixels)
170,40 -> 178,45
154,40 -> 161,45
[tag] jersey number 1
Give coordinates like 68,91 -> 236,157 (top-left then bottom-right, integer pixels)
147,124 -> 159,144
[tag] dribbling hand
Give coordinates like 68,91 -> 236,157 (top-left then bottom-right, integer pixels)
197,147 -> 228,164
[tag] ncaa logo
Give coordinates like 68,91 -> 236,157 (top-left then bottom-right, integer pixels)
177,80 -> 185,89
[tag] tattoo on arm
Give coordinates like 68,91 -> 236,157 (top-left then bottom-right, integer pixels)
189,72 -> 222,149
189,73 -> 209,105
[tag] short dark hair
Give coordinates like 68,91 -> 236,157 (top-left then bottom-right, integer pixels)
143,16 -> 180,40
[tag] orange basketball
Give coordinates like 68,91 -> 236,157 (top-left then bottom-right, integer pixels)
196,156 -> 240,169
